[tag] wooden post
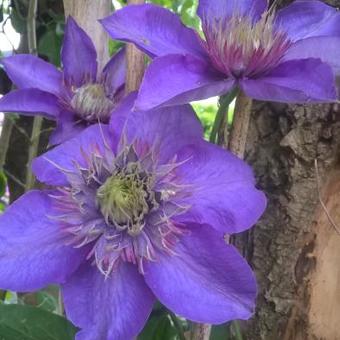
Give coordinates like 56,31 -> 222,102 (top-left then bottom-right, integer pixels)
63,0 -> 111,70
125,0 -> 145,93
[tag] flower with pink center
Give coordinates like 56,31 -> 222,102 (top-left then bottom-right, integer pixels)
0,94 -> 266,339
101,0 -> 340,110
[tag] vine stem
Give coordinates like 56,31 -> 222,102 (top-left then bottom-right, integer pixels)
24,0 -> 41,190
126,0 -> 145,93
228,91 -> 253,158
210,88 -> 239,144
0,116 -> 13,169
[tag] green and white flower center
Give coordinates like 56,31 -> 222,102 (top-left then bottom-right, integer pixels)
71,83 -> 114,123
96,166 -> 158,236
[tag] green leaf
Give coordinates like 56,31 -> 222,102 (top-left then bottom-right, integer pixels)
0,172 -> 6,198
138,314 -> 178,340
0,304 -> 77,340
210,324 -> 231,340
10,9 -> 26,34
38,29 -> 62,66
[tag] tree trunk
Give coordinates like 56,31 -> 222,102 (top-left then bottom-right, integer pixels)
239,2 -> 340,337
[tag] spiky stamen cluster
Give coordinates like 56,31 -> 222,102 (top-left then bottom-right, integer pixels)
96,162 -> 160,236
202,10 -> 291,78
70,84 -> 115,123
48,135 -> 190,276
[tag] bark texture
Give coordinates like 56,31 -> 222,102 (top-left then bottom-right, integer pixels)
240,100 -> 340,340
237,2 -> 340,338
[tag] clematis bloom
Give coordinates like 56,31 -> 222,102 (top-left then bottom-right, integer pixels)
0,95 -> 266,339
101,0 -> 340,110
0,16 -> 126,144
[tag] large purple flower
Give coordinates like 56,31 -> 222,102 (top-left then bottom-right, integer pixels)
101,0 -> 340,110
0,16 -> 126,144
0,94 -> 266,339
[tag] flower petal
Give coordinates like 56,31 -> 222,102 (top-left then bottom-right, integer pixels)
63,262 -> 155,340
0,190 -> 87,292
102,48 -> 126,96
275,0 -> 340,42
1,55 -> 62,96
144,224 -> 257,324
197,0 -> 267,24
0,88 -> 60,119
283,36 -> 340,74
32,124 -> 113,186
100,4 -> 206,59
49,110 -> 84,145
61,16 -> 97,87
241,58 -> 337,103
110,93 -> 203,164
175,141 -> 266,233
135,54 -> 234,111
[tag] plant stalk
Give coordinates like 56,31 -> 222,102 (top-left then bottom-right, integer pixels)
0,116 -> 14,169
190,323 -> 211,340
228,91 -> 253,158
209,88 -> 239,144
25,0 -> 42,190
125,0 -> 145,93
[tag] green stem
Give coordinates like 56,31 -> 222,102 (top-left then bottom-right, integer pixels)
25,0 -> 41,191
209,88 -> 239,144
231,321 -> 243,340
169,312 -> 186,340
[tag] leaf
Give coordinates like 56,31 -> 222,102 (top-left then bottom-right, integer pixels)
0,304 -> 77,340
210,324 -> 232,340
0,171 -> 7,198
10,9 -> 26,34
138,314 -> 178,340
38,29 -> 62,66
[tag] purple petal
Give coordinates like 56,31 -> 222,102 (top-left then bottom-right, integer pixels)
144,224 -> 257,323
63,262 -> 155,340
0,190 -> 87,292
100,4 -> 206,59
110,94 -> 203,164
33,124 -> 113,186
197,0 -> 267,23
49,110 -> 84,145
135,54 -> 234,111
175,141 -> 266,233
0,88 -> 60,119
1,55 -> 62,96
276,0 -> 340,42
61,16 -> 97,87
241,58 -> 337,103
102,48 -> 126,96
283,36 -> 340,74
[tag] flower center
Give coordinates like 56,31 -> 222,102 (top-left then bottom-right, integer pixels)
96,164 -> 158,236
71,83 -> 114,123
203,11 -> 291,78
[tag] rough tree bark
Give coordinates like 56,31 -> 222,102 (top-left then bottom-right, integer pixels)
239,1 -> 340,339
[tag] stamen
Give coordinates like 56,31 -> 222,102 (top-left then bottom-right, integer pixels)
71,83 -> 115,123
202,10 -> 291,78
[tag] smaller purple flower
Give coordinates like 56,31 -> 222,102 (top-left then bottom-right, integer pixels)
101,0 -> 340,110
0,16 -> 126,144
0,94 -> 266,339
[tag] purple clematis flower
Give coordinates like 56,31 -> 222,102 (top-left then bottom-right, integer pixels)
101,0 -> 340,110
0,16 -> 126,144
0,94 -> 266,339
